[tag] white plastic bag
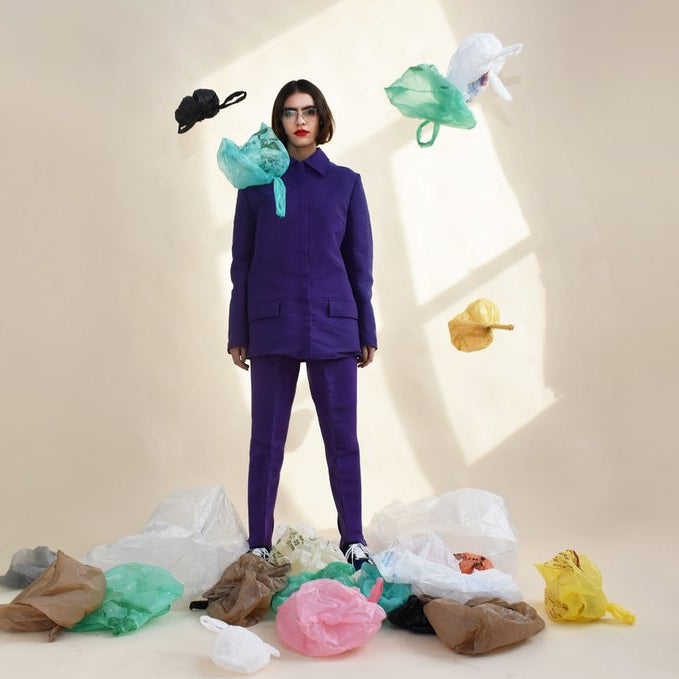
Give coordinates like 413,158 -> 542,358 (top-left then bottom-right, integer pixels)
373,547 -> 522,603
269,525 -> 345,574
82,486 -> 248,598
446,33 -> 523,102
365,488 -> 519,575
200,615 -> 280,673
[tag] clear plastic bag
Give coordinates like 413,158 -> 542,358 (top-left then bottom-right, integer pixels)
372,547 -> 522,603
446,33 -> 523,103
269,525 -> 345,574
200,615 -> 280,673
365,488 -> 519,575
276,578 -> 385,656
0,546 -> 56,589
82,486 -> 248,599
217,123 -> 289,217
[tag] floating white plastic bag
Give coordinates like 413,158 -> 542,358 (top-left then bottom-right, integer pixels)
446,33 -> 523,102
390,533 -> 459,569
200,615 -> 280,673
373,547 -> 522,603
82,486 -> 248,598
365,488 -> 518,575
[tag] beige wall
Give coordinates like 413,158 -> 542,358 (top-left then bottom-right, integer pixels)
1,0 -> 677,569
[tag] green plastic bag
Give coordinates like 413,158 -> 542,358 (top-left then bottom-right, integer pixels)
217,123 -> 289,217
385,64 -> 476,147
356,563 -> 411,614
271,562 -> 355,612
69,563 -> 184,635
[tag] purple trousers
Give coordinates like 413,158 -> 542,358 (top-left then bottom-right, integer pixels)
247,355 -> 365,551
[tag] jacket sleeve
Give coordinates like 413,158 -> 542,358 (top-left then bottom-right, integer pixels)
341,174 -> 377,348
227,189 -> 255,350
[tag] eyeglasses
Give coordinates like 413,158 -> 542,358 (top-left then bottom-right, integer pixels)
282,106 -> 318,120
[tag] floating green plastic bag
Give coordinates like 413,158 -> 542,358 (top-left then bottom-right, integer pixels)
356,563 -> 411,614
271,562 -> 355,612
217,123 -> 289,217
69,563 -> 184,635
385,64 -> 476,147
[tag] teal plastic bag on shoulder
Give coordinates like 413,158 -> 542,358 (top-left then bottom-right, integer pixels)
69,563 -> 183,635
271,562 -> 355,612
217,123 -> 289,217
385,64 -> 476,147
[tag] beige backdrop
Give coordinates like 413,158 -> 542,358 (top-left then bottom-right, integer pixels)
1,0 -> 677,631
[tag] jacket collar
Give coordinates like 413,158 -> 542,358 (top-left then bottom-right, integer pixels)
289,147 -> 329,176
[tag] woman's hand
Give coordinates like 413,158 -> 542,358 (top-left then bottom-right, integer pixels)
358,345 -> 376,368
229,346 -> 249,371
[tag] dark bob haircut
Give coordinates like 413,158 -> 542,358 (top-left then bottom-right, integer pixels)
271,79 -> 335,146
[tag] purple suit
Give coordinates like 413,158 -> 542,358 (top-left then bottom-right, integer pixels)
227,147 -> 376,550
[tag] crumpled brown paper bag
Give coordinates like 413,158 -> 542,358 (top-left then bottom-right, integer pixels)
0,550 -> 106,641
424,596 -> 545,655
198,553 -> 290,627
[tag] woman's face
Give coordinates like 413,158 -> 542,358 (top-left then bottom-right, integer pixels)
281,91 -> 319,153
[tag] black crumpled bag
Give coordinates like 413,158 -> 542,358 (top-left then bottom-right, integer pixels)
175,88 -> 246,134
387,594 -> 436,634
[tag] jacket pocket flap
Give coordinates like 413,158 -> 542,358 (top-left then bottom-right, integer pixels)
328,300 -> 358,319
249,301 -> 280,321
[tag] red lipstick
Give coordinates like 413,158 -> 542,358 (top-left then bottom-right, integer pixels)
294,130 -> 309,137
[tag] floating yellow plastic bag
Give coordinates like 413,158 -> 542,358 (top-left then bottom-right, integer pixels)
448,299 -> 514,352
534,550 -> 635,624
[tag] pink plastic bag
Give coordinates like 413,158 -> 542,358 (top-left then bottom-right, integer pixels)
276,578 -> 386,656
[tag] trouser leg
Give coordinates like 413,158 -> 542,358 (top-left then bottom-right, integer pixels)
306,356 -> 365,549
247,355 -> 300,549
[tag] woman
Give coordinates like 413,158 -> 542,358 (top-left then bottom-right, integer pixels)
227,79 -> 377,568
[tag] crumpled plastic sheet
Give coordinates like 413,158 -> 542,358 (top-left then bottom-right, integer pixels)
0,551 -> 106,641
365,488 -> 519,575
424,596 -> 545,655
276,578 -> 386,657
373,546 -> 522,603
387,594 -> 436,634
201,615 -> 280,673
196,553 -> 290,627
535,550 -> 635,624
0,546 -> 57,589
82,486 -> 249,599
69,563 -> 184,635
355,563 -> 411,614
268,525 -> 345,575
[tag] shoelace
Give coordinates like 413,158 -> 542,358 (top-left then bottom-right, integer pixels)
344,543 -> 372,564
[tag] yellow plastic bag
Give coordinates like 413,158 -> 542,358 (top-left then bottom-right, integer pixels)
448,299 -> 514,352
534,550 -> 635,624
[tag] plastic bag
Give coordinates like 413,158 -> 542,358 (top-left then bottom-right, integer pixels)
271,561 -> 355,612
387,594 -> 436,634
198,553 -> 290,627
366,488 -> 519,575
385,64 -> 476,147
217,123 -> 289,217
446,33 -> 523,103
424,596 -> 544,655
69,563 -> 183,635
82,486 -> 248,599
269,525 -> 345,574
0,551 -> 106,641
0,546 -> 57,589
455,552 -> 494,574
355,563 -> 411,613
448,299 -> 514,352
373,547 -> 522,603
276,578 -> 386,656
200,615 -> 280,673
534,550 -> 635,624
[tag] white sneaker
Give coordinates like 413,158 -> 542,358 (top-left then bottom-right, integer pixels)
248,547 -> 271,560
343,543 -> 373,570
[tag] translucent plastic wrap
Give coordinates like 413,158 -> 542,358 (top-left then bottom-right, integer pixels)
82,486 -> 248,599
365,488 -> 519,575
268,525 -> 345,574
217,123 -> 289,217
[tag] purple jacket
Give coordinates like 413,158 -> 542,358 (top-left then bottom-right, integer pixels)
227,147 -> 377,359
